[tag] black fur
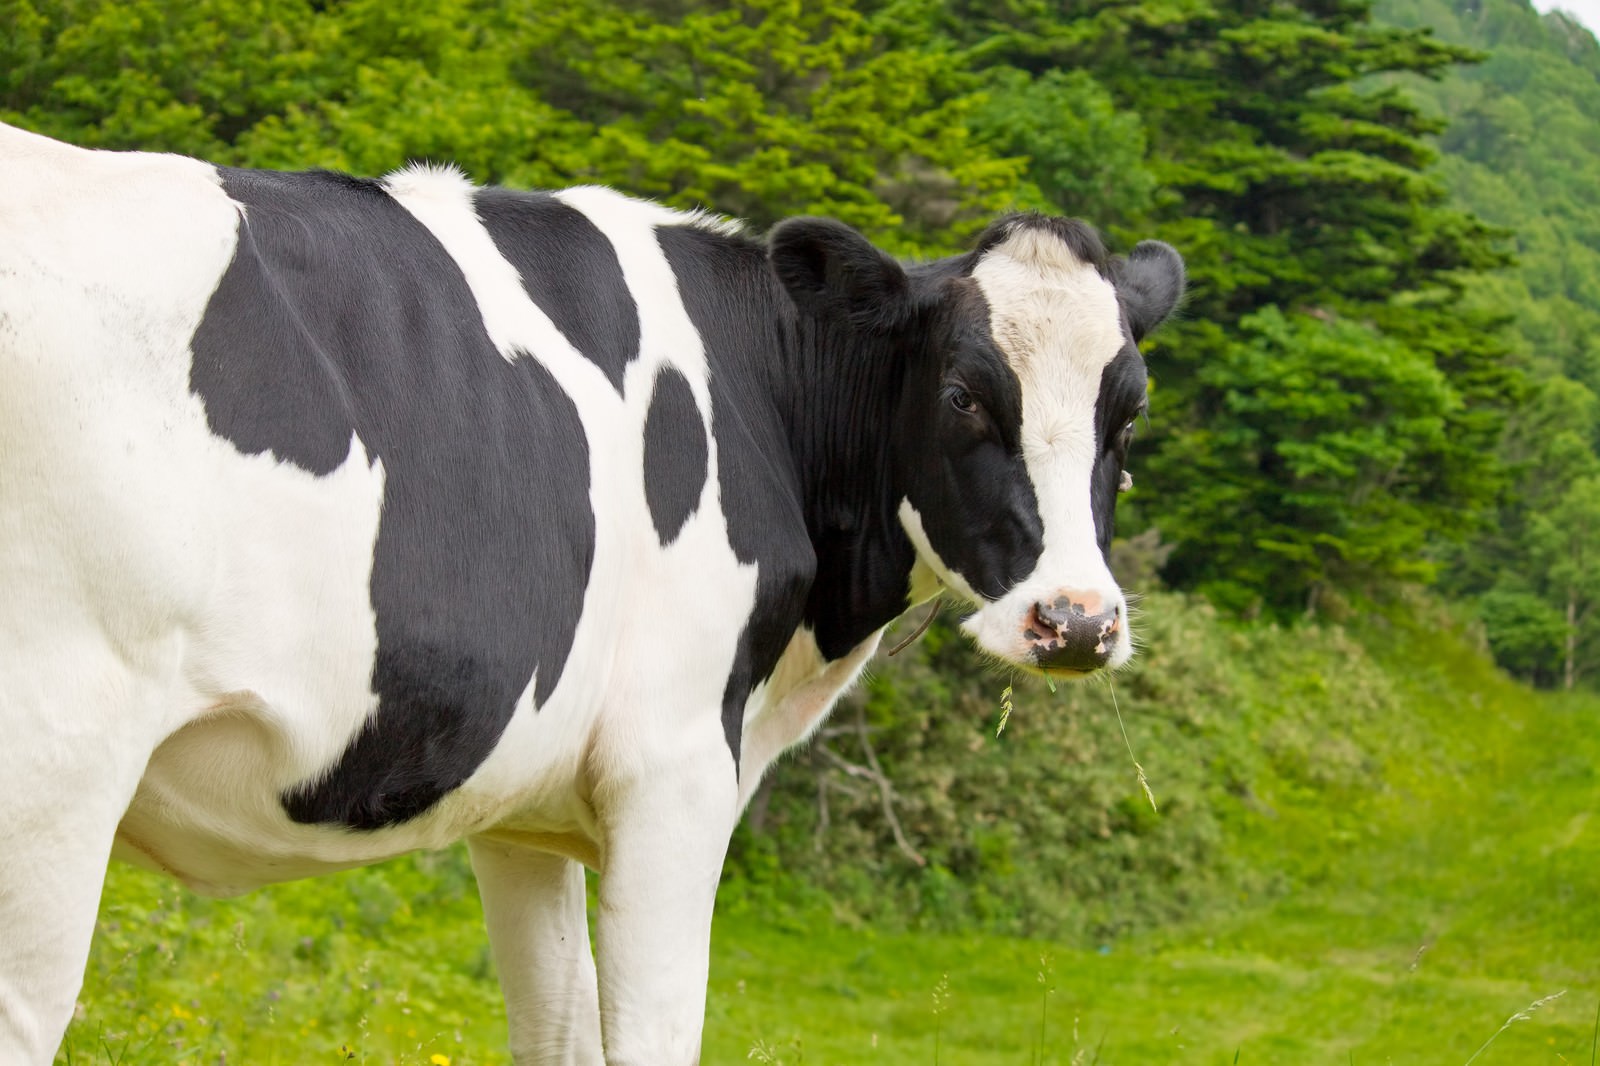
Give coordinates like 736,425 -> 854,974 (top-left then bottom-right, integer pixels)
476,188 -> 641,392
193,168 -> 594,830
1092,347 -> 1150,555
891,273 -> 1044,601
656,225 -> 815,763
641,365 -> 709,545
1118,240 -> 1186,341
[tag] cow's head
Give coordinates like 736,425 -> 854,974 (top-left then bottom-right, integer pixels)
771,214 -> 1184,676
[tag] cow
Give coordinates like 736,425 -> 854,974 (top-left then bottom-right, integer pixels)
0,120 -> 1183,1065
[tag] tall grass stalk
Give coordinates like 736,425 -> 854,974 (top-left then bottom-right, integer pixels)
1462,990 -> 1565,1065
1033,955 -> 1056,1066
1590,995 -> 1598,1066
996,683 -> 1015,737
1106,675 -> 1157,813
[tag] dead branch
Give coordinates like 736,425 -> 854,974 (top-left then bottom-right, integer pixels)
814,774 -> 829,852
849,703 -> 926,866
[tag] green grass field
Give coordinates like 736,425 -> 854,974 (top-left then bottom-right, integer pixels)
57,614 -> 1600,1065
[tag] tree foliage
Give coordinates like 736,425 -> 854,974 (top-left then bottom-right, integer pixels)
1,0 -> 1027,252
895,0 -> 1519,616
1375,0 -> 1600,684
510,0 -> 1028,248
1148,308 -> 1459,612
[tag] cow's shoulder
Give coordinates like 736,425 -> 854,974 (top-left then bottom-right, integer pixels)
646,223 -> 819,757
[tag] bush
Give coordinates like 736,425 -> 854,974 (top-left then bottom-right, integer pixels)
721,590 -> 1414,942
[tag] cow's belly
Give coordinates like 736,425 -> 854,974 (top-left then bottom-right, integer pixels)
96,443 -> 581,895
102,412 -> 767,893
112,700 -> 599,896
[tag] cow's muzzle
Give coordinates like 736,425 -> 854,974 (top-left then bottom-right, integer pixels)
1025,591 -> 1121,672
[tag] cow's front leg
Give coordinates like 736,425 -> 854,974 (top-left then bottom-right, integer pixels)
593,724 -> 739,1066
468,838 -> 604,1065
0,789 -> 123,1065
0,651 -> 154,1065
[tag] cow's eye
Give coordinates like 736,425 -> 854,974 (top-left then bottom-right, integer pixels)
950,388 -> 979,415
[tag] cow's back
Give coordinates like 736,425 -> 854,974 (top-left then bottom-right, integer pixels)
0,123 -> 240,490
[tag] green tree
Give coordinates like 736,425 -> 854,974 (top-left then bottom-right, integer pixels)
1529,476 -> 1600,689
0,0 -> 330,158
1477,580 -> 1565,685
1375,0 -> 1600,683
1463,377 -> 1600,681
1148,307 -> 1459,613
3,0 -> 1028,255
510,0 -> 1026,250
965,66 -> 1157,227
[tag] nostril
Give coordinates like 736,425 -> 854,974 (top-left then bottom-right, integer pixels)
1031,599 -> 1081,639
1025,602 -> 1060,642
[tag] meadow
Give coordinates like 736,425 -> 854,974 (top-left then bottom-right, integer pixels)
58,604 -> 1599,1065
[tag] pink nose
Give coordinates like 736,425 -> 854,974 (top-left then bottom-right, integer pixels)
1025,591 -> 1121,671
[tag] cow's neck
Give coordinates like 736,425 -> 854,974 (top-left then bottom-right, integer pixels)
783,315 -> 919,661
660,222 -> 923,664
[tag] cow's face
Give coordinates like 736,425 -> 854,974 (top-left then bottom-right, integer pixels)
929,218 -> 1182,673
770,215 -> 1183,676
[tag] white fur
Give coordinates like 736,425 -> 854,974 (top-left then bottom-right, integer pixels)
897,499 -> 983,603
939,228 -> 1133,668
0,125 -> 891,1066
738,629 -> 883,808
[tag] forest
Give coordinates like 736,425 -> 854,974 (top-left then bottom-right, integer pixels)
4,0 -> 1599,1061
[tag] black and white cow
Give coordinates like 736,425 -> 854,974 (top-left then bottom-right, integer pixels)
0,122 -> 1183,1064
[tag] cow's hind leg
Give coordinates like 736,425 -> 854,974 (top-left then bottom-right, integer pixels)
0,653 -> 155,1064
468,838 -> 604,1066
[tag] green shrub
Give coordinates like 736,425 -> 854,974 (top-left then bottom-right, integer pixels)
722,590 -> 1418,941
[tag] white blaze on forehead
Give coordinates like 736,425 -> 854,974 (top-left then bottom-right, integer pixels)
970,226 -> 1126,464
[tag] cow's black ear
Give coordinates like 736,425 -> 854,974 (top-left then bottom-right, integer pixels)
1120,240 -> 1185,341
769,217 -> 910,332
